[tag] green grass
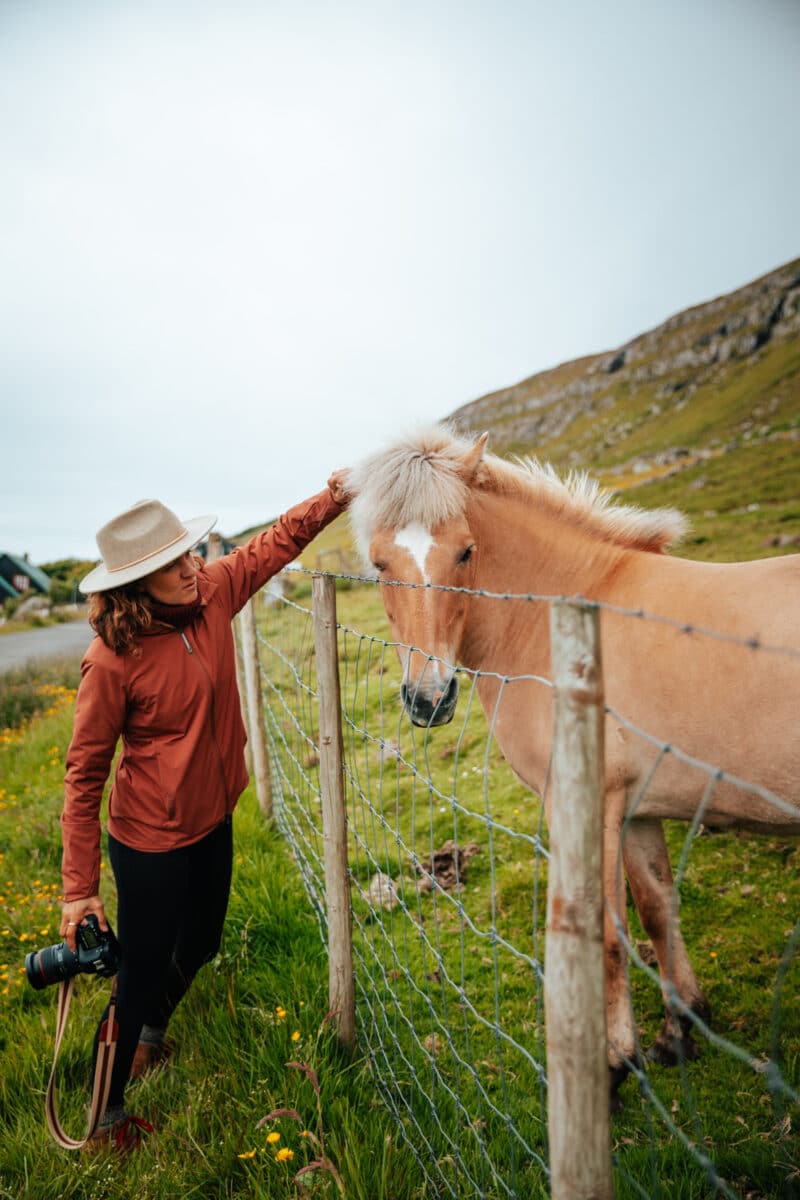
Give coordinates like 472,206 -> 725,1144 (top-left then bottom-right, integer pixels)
0,658 -> 80,732
620,436 -> 800,562
0,664 -> 423,1200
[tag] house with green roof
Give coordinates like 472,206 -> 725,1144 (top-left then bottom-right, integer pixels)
0,553 -> 51,599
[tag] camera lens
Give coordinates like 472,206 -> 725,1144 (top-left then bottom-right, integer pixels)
24,942 -> 78,991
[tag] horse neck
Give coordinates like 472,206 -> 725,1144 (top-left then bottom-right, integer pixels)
459,489 -> 627,673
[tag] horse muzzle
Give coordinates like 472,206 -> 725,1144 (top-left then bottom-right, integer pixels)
401,674 -> 459,727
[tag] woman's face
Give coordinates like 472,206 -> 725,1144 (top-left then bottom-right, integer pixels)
144,551 -> 199,605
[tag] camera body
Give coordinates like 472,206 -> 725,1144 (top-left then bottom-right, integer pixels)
25,913 -> 121,991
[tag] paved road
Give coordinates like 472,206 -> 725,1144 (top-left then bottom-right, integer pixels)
0,620 -> 94,673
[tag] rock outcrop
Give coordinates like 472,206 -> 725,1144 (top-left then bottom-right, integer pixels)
449,258 -> 800,469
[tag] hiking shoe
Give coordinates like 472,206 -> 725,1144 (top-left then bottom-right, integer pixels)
130,1040 -> 173,1080
84,1114 -> 154,1154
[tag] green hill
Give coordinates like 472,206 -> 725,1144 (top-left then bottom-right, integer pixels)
448,257 -> 800,561
233,258 -> 800,571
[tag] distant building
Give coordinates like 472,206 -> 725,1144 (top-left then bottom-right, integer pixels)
195,534 -> 235,560
0,553 -> 51,599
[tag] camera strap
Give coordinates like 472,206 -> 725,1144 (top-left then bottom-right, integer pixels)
44,976 -> 119,1150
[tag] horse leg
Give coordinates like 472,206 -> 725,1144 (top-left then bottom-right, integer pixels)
603,789 -> 638,1111
622,818 -> 710,1065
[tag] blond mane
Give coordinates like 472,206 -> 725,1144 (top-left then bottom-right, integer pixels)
347,425 -> 687,562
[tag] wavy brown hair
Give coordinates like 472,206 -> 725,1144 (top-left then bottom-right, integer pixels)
87,585 -> 154,656
87,553 -> 205,655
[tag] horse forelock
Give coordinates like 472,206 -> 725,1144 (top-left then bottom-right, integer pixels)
347,426 -> 473,564
348,425 -> 687,563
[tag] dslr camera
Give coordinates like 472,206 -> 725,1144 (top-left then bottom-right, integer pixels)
25,913 -> 121,990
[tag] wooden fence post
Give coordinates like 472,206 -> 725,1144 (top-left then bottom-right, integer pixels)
546,600 -> 613,1200
239,596 -> 273,820
234,623 -> 254,776
312,573 -> 356,1052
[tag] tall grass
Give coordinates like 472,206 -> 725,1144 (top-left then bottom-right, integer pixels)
0,663 -> 421,1200
0,658 -> 80,733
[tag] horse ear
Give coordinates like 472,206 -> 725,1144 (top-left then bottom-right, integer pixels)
461,431 -> 489,481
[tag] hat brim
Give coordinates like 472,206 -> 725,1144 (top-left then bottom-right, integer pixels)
79,515 -> 218,594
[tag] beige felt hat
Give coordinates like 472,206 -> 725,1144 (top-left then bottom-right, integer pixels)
79,500 -> 217,594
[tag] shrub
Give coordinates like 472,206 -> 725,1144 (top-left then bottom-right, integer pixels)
0,659 -> 81,732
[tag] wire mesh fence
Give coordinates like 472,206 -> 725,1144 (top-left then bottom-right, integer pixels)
248,569 -> 799,1199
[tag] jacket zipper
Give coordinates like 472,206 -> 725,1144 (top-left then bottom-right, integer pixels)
179,629 -> 232,812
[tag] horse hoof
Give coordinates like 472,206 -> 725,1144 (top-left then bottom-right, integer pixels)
608,1063 -> 629,1113
647,1033 -> 701,1067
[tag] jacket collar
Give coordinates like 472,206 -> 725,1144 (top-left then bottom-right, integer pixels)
141,569 -> 219,636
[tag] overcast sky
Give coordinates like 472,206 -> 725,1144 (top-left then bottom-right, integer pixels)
2,0 -> 798,563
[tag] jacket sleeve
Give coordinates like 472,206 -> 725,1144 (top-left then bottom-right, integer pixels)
61,651 -> 126,901
205,486 -> 345,616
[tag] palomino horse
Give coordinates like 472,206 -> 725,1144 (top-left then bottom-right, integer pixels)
346,425 -> 800,1103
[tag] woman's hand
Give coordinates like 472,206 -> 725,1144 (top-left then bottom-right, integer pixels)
60,897 -> 109,952
327,469 -> 352,508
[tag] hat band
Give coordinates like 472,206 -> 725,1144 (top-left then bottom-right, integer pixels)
106,528 -> 189,574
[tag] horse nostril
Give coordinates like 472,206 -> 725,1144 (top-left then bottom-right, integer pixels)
400,682 -> 409,706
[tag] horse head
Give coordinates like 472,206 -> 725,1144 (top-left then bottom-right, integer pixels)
347,429 -> 489,727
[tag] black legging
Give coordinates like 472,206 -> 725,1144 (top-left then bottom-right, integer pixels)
95,816 -> 233,1108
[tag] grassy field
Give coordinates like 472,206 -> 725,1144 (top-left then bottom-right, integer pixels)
1,509 -> 798,1198
0,661 -> 421,1200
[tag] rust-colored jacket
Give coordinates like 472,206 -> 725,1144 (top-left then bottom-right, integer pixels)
61,488 -> 343,901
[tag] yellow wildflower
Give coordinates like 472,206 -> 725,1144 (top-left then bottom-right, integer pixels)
266,1131 -> 280,1145
237,1149 -> 257,1160
275,1148 -> 294,1163
291,1030 -> 301,1042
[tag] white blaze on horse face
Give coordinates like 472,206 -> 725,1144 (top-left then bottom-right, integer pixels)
393,523 -> 435,583
392,522 -> 455,695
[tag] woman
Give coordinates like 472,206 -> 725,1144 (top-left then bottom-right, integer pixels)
59,474 -> 349,1151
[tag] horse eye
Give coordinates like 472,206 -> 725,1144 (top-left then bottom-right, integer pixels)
373,561 -> 387,574
457,545 -> 475,565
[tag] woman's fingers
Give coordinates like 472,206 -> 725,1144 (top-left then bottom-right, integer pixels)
60,897 -> 108,951
328,469 -> 352,506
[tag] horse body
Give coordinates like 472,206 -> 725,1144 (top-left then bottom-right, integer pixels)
348,426 -> 800,1099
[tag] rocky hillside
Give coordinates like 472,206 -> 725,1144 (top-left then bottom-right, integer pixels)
447,257 -> 800,562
